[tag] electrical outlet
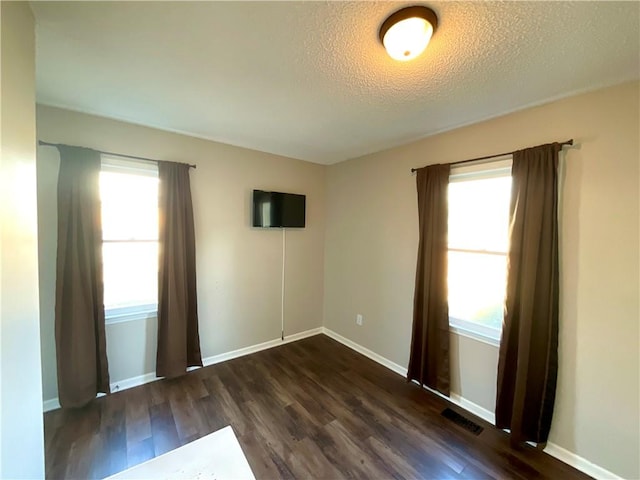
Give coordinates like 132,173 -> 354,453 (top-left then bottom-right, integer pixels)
356,314 -> 363,326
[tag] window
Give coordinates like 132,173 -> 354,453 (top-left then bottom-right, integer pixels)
447,157 -> 512,343
100,156 -> 159,322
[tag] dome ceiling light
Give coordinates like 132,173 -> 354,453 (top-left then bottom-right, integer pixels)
379,6 -> 438,61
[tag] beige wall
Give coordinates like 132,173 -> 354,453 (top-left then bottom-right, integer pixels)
324,82 -> 640,478
37,105 -> 326,401
0,1 -> 45,477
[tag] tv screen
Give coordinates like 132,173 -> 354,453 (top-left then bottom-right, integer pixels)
253,190 -> 306,228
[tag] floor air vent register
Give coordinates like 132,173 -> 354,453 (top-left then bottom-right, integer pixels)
441,408 -> 484,435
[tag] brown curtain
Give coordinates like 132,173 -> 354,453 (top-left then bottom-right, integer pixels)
496,143 -> 561,445
407,163 -> 451,396
156,162 -> 202,378
55,145 -> 110,408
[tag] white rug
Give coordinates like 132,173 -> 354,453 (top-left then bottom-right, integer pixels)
106,425 -> 256,480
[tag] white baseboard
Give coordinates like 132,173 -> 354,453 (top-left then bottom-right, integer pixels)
111,372 -> 159,393
321,327 -> 408,377
201,327 -> 324,368
321,327 -> 622,480
543,443 -> 622,480
449,393 -> 496,424
284,327 -> 324,343
42,327 -> 324,413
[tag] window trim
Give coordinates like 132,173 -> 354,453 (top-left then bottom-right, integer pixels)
447,156 -> 512,345
101,154 -> 159,177
105,304 -> 158,325
449,155 -> 512,182
448,247 -> 507,256
100,155 -> 159,324
449,317 -> 501,347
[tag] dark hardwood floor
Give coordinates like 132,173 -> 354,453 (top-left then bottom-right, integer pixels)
44,334 -> 590,479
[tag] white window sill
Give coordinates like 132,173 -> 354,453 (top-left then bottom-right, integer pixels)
449,318 -> 501,347
105,306 -> 157,325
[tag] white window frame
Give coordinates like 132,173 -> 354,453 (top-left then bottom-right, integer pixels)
101,155 -> 159,324
447,155 -> 512,346
105,304 -> 158,325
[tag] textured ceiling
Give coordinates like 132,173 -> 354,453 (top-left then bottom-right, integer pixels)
32,1 -> 640,164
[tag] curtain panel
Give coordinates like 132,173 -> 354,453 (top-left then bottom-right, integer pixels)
496,143 -> 561,445
156,162 -> 203,378
407,163 -> 451,396
55,145 -> 110,408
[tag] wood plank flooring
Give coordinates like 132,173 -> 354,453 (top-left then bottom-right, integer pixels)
44,334 -> 591,479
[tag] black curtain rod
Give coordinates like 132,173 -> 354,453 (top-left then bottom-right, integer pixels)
38,141 -> 196,169
410,139 -> 574,173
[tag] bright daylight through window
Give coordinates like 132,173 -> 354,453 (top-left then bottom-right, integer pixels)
100,156 -> 159,322
447,158 -> 512,342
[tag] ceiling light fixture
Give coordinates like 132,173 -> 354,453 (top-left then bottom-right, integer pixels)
379,6 -> 438,61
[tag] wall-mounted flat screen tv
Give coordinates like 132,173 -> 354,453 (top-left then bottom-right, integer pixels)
253,190 -> 306,228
